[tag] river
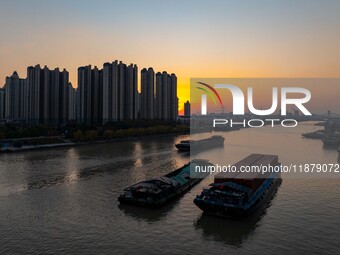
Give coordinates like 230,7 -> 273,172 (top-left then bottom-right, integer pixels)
0,122 -> 339,254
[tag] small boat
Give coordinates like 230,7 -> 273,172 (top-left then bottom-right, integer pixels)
175,140 -> 191,151
193,154 -> 282,218
175,135 -> 225,152
118,159 -> 212,208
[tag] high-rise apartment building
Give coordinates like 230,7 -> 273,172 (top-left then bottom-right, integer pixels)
27,65 -> 70,125
154,71 -> 177,121
4,71 -> 27,122
68,83 -> 76,122
0,88 -> 5,120
184,100 -> 190,116
140,67 -> 154,119
78,65 -> 104,126
80,61 -> 138,125
0,61 -> 177,127
27,65 -> 41,125
103,61 -> 119,123
170,73 -> 178,121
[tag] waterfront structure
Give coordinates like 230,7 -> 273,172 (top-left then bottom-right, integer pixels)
4,71 -> 27,122
140,67 -> 154,119
184,100 -> 190,116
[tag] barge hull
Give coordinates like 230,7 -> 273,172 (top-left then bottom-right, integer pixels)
194,177 -> 282,219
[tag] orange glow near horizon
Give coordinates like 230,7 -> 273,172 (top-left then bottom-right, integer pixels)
1,1 -> 340,114
190,78 -> 340,115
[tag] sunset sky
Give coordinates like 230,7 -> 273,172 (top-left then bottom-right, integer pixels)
1,0 -> 340,113
190,78 -> 340,115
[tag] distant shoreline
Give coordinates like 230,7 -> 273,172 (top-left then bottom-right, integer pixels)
0,132 -> 189,153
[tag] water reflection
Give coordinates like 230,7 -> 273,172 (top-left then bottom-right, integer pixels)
23,150 -> 70,190
65,148 -> 80,183
78,160 -> 136,179
118,201 -> 178,223
25,174 -> 67,190
195,213 -> 259,247
177,150 -> 190,157
195,186 -> 280,247
15,136 -> 189,191
134,142 -> 143,167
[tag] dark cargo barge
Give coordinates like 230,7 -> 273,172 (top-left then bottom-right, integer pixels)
194,154 -> 282,218
175,135 -> 225,152
118,159 -> 212,208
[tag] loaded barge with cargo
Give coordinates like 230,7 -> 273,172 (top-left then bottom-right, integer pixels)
175,135 -> 225,152
118,160 -> 212,208
194,154 -> 282,218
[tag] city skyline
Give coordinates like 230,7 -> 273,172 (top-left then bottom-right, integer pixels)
0,60 -> 178,126
1,0 -> 340,115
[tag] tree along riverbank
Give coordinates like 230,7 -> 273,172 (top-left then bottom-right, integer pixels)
0,125 -> 189,153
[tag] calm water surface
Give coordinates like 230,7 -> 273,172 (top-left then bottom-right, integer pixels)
1,122 -> 339,255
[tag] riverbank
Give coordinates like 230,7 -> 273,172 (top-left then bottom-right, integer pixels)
0,131 -> 189,153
